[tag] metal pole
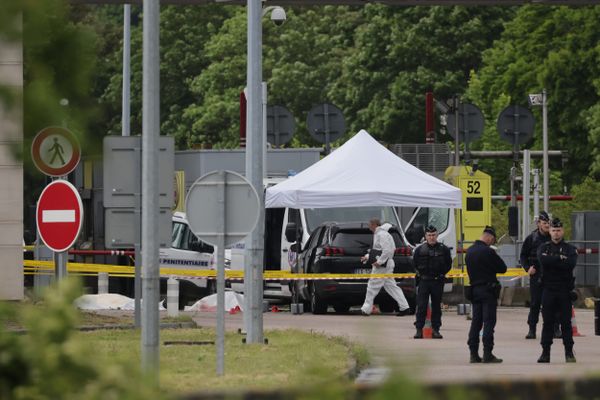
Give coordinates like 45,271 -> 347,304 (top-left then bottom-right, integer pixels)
54,251 -> 67,280
141,0 -> 160,378
542,89 -> 549,213
216,171 -> 226,375
522,150 -> 530,235
454,96 -> 460,166
122,3 -> 140,327
245,0 -> 265,344
533,168 -> 540,219
134,242 -> 141,327
325,103 -> 331,155
262,82 -> 267,180
122,4 -> 131,137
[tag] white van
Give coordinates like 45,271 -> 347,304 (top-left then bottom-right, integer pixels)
402,207 -> 457,258
159,212 -> 231,304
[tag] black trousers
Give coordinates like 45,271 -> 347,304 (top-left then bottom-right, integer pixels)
527,277 -> 543,327
541,287 -> 574,349
415,279 -> 444,330
528,277 -> 561,332
467,285 -> 497,353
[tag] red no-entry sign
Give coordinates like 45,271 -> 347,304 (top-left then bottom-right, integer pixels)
36,180 -> 83,252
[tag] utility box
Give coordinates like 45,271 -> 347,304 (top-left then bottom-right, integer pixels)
445,166 -> 492,246
571,211 -> 600,286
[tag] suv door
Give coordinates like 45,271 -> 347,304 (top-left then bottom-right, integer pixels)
294,226 -> 325,302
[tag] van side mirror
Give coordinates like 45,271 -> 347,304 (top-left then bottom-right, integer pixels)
285,222 -> 298,243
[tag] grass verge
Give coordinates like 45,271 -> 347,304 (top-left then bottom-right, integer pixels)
78,327 -> 366,394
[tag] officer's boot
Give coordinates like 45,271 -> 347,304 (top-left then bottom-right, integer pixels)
432,330 -> 443,339
469,349 -> 482,363
413,328 -> 423,339
525,325 -> 536,339
483,350 -> 503,363
565,347 -> 576,363
537,346 -> 551,363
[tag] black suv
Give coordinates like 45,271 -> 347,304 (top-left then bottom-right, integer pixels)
290,222 -> 415,314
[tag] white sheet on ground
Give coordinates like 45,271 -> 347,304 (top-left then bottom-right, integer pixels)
75,294 -> 166,311
184,291 -> 245,312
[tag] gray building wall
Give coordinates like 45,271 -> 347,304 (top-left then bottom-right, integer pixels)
0,34 -> 24,299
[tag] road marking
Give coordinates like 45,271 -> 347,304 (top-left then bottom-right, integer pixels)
42,209 -> 75,223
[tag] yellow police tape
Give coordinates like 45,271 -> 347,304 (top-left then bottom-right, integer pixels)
23,259 -> 528,280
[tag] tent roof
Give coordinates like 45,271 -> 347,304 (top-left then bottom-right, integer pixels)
265,130 -> 462,209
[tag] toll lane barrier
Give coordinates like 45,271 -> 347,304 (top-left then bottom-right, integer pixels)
23,260 -> 528,280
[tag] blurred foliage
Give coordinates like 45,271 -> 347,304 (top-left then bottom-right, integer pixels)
22,0 -> 99,161
0,279 -> 167,400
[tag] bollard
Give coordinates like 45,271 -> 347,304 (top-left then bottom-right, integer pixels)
291,303 -> 304,315
97,272 -> 109,294
595,299 -> 600,336
167,278 -> 179,317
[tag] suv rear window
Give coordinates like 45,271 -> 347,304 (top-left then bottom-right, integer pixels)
331,229 -> 372,248
331,228 -> 405,248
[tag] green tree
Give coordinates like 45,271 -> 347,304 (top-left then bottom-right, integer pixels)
183,6 -> 364,148
329,5 -> 514,144
91,5 -> 236,149
465,5 -> 600,188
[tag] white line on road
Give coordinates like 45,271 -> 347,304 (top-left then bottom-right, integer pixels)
42,210 -> 75,223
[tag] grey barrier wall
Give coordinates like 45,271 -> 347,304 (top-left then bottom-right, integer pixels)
174,148 -> 321,191
0,33 -> 24,300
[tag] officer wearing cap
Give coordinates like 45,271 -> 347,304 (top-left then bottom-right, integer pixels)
536,218 -> 578,363
520,211 -> 551,339
412,225 -> 452,339
466,226 -> 508,363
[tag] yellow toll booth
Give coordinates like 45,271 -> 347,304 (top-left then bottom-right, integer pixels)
445,166 -> 492,248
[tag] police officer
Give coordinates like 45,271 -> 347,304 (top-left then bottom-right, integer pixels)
412,225 -> 452,339
466,226 -> 507,363
520,211 -> 551,339
536,218 -> 578,363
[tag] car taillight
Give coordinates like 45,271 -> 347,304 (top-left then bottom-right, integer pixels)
395,247 -> 412,256
324,247 -> 345,256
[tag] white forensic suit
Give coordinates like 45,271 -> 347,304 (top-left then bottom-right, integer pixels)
360,223 -> 410,315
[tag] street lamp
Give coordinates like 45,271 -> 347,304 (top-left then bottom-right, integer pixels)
528,90 -> 549,213
244,0 -> 287,345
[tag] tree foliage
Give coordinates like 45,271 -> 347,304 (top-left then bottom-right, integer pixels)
0,279 -> 166,399
76,3 -> 600,206
465,5 -> 600,189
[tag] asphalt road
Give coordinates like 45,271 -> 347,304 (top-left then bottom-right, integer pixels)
191,306 -> 600,384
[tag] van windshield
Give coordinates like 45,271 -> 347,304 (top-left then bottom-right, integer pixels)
304,207 -> 400,232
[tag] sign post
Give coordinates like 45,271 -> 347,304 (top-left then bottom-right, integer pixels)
185,170 -> 260,376
36,180 -> 83,279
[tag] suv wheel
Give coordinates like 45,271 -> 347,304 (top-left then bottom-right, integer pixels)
310,284 -> 328,315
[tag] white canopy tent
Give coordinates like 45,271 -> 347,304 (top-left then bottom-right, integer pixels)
265,130 -> 462,209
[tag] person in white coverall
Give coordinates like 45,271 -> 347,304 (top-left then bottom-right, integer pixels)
360,218 -> 411,316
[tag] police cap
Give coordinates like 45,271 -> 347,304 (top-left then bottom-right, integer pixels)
550,218 -> 563,228
483,225 -> 496,238
425,225 -> 437,233
538,211 -> 550,222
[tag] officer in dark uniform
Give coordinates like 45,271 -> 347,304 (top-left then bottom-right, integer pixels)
412,225 -> 452,339
466,226 -> 507,363
536,218 -> 578,363
520,211 -> 551,339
